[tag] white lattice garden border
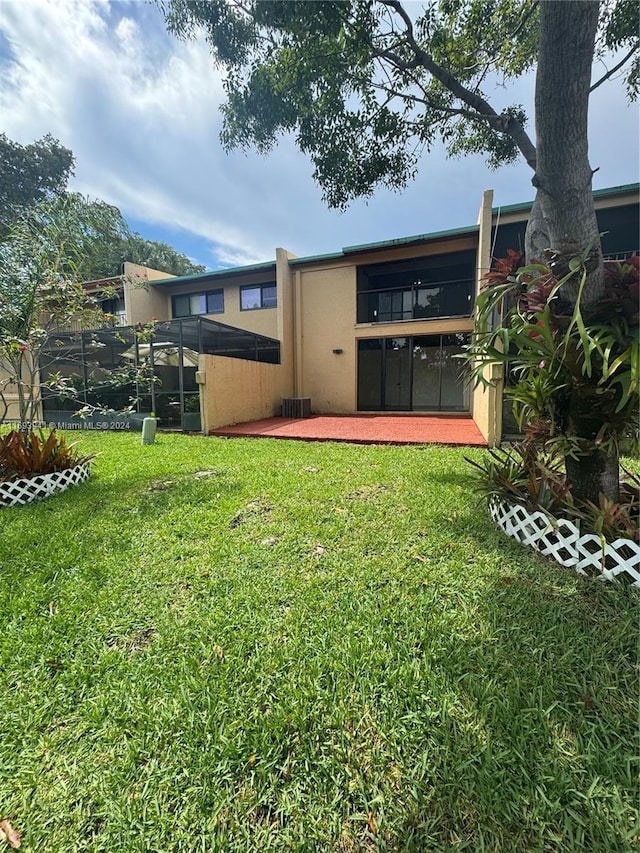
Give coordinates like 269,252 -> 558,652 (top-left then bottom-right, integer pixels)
489,498 -> 640,588
0,463 -> 91,508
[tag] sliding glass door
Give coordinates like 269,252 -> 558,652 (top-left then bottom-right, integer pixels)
384,338 -> 411,410
357,334 -> 470,412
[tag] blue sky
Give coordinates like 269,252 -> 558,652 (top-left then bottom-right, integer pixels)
1,0 -> 638,272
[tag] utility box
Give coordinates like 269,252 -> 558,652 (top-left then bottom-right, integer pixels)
281,397 -> 312,418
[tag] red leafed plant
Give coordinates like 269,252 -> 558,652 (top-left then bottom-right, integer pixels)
0,430 -> 95,483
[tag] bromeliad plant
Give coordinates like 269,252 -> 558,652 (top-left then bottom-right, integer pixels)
465,248 -> 639,508
0,429 -> 95,483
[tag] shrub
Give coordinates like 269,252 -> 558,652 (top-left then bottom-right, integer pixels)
0,430 -> 95,483
466,443 -> 639,543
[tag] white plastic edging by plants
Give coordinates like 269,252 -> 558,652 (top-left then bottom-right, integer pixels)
0,463 -> 91,508
489,498 -> 640,588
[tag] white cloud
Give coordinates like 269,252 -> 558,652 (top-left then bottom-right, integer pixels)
0,0 -> 637,269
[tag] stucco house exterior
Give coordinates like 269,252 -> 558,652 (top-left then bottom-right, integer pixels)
107,183 -> 636,444
4,183 -> 637,443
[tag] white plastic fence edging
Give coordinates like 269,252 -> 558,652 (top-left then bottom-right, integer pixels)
0,463 -> 91,508
489,498 -> 640,588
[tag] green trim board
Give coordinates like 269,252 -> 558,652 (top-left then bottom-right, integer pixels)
492,182 -> 640,217
290,225 -> 479,267
150,260 -> 277,287
145,182 -> 637,287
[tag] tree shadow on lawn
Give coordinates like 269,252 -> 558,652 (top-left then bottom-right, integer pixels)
386,514 -> 637,852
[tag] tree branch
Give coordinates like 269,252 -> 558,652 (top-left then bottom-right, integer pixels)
377,0 -> 537,169
590,40 -> 640,93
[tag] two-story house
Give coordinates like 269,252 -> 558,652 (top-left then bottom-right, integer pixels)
105,182 -> 636,444
13,182 -> 637,442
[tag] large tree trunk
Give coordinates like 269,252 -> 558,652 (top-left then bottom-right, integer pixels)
565,452 -> 620,506
526,1 -> 620,505
531,1 -> 604,306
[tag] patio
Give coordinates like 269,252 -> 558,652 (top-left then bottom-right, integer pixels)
210,414 -> 487,446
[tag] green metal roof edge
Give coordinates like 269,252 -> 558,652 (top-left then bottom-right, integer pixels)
342,223 -> 479,254
150,259 -> 277,286
492,182 -> 640,216
288,250 -> 347,266
289,223 -> 479,266
147,182 -> 637,281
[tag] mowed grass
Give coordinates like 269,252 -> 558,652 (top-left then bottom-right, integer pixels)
0,431 -> 637,852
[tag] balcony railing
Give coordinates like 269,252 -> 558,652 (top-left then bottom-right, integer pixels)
357,278 -> 474,324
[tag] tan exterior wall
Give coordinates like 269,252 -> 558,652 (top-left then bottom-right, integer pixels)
297,264 -> 357,412
294,235 -> 479,414
162,271 -> 279,338
472,190 -> 501,445
275,248 -> 296,399
123,262 -> 172,325
199,354 -> 289,432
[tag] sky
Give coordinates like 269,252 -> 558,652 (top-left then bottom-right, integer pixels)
0,0 -> 638,272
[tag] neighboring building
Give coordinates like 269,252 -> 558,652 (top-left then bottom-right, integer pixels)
4,183 -> 638,441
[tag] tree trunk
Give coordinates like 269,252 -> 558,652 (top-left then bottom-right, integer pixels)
524,194 -> 550,263
532,0 -> 603,305
565,451 -> 620,505
527,0 -> 620,506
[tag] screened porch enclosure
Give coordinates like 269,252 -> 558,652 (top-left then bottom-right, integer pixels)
40,317 -> 280,429
357,334 -> 471,412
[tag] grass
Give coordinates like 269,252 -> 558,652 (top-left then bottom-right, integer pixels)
0,431 -> 637,852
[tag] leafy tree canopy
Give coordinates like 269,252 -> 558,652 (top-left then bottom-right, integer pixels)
0,133 -> 75,235
77,216 -> 207,280
0,194 -> 158,425
160,0 -> 639,208
0,134 -> 205,278
116,234 -> 205,278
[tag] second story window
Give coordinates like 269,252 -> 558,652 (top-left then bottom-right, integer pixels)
100,296 -> 127,326
357,251 -> 475,324
240,283 -> 277,310
172,289 -> 224,318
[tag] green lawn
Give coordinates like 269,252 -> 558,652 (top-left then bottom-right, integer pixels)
0,432 -> 637,852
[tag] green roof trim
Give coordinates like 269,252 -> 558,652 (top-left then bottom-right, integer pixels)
290,223 -> 479,267
150,260 -> 277,287
288,251 -> 347,266
146,183 -> 637,283
342,223 -> 479,253
492,182 -> 640,216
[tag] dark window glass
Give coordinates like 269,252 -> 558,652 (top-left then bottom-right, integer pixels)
357,251 -> 475,323
206,290 -> 224,313
240,283 -> 277,310
173,294 -> 191,317
262,285 -> 277,308
357,339 -> 383,410
241,286 -> 261,310
173,289 -> 224,318
357,333 -> 471,412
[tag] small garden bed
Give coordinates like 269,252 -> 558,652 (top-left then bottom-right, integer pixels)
0,462 -> 91,507
489,496 -> 640,587
0,429 -> 94,508
465,249 -> 639,589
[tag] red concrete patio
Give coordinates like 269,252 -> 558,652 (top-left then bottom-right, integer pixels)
210,414 -> 486,446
